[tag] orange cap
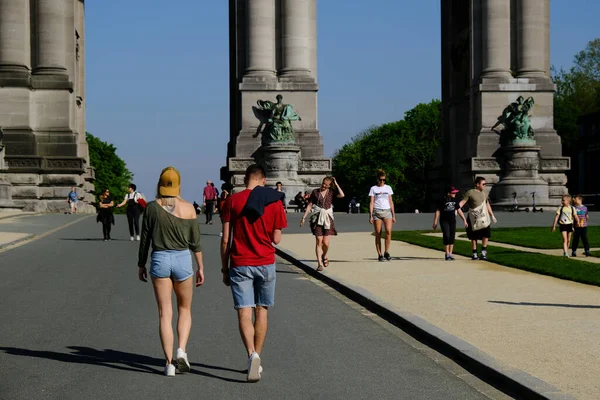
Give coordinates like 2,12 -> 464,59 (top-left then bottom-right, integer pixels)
158,167 -> 181,197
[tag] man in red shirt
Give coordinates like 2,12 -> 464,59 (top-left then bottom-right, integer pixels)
220,164 -> 287,382
203,180 -> 217,224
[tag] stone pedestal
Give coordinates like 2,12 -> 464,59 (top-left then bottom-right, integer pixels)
255,144 -> 306,204
0,176 -> 23,212
492,143 -> 549,207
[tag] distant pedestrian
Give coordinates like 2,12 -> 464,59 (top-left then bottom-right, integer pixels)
212,182 -> 220,212
220,164 -> 287,382
433,186 -> 468,260
572,194 -> 590,257
275,181 -> 287,212
301,176 -> 345,271
203,180 -> 218,224
552,194 -> 580,257
138,166 -> 205,377
117,183 -> 143,241
459,177 -> 497,260
294,191 -> 305,212
368,169 -> 395,262
97,189 -> 115,241
67,187 -> 78,214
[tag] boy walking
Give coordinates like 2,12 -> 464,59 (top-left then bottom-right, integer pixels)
572,194 -> 590,257
220,165 -> 287,382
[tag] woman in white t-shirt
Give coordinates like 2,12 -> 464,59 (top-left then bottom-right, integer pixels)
368,169 -> 396,262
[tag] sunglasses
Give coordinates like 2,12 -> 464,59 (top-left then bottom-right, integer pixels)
378,178 -> 386,182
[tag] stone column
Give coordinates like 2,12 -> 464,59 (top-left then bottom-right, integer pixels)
33,0 -> 69,76
0,0 -> 30,74
517,0 -> 547,78
244,0 -> 276,77
280,0 -> 311,77
481,0 -> 512,80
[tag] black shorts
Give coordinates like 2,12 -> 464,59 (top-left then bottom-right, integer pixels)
559,224 -> 573,233
466,219 -> 491,240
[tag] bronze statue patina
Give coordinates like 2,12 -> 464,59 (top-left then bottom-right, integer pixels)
493,96 -> 536,145
253,94 -> 301,144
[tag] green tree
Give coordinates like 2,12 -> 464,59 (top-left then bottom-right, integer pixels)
86,132 -> 133,211
553,39 -> 600,148
332,100 -> 441,211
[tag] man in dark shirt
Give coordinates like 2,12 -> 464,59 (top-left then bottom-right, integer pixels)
275,181 -> 287,213
433,186 -> 468,260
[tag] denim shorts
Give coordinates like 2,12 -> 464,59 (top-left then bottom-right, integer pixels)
229,264 -> 276,309
373,208 -> 392,221
150,250 -> 193,282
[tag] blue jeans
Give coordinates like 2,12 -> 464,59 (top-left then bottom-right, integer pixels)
150,250 -> 193,281
229,264 -> 276,309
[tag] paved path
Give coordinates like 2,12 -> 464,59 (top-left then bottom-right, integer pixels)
424,232 -> 600,263
277,226 -> 600,400
0,215 -> 505,400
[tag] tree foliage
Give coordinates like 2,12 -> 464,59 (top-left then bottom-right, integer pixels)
332,100 -> 441,211
553,38 -> 600,148
86,132 -> 133,209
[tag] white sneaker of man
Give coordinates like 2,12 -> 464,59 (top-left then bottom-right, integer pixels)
136,235 -> 140,241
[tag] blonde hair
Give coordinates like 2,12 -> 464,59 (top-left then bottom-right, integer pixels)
562,194 -> 571,202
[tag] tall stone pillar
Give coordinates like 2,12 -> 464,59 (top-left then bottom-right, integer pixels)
32,0 -> 70,79
0,0 -> 30,81
517,0 -> 547,79
280,0 -> 311,79
244,0 -> 276,78
481,0 -> 511,80
224,0 -> 330,197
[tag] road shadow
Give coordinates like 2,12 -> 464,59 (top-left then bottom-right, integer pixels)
59,238 -> 129,242
0,346 -> 246,382
489,300 -> 600,309
363,257 -> 441,261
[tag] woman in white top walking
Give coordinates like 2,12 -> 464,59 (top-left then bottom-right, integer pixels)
369,169 -> 396,261
117,183 -> 143,241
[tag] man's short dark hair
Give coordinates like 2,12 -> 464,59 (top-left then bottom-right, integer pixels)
276,181 -> 282,186
474,176 -> 485,185
245,164 -> 266,181
129,183 -> 137,191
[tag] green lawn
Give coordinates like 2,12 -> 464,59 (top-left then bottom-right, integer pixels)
391,230 -> 600,287
458,226 -> 600,249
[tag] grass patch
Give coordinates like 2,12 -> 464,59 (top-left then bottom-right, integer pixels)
457,226 -> 600,249
392,230 -> 600,287
591,251 -> 600,258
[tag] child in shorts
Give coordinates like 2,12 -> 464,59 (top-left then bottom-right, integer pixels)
551,194 -> 580,257
572,194 -> 590,257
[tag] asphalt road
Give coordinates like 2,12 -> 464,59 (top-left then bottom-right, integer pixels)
0,215 -> 508,400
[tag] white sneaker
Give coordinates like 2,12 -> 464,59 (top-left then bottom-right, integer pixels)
259,365 -> 263,376
247,352 -> 261,382
164,363 -> 176,377
176,348 -> 190,373
130,236 -> 134,241
136,235 -> 140,241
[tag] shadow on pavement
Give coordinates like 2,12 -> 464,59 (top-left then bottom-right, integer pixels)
58,238 -> 129,242
363,257 -> 442,261
0,346 -> 247,382
489,300 -> 600,309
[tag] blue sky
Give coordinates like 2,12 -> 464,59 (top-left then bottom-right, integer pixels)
85,1 -> 600,201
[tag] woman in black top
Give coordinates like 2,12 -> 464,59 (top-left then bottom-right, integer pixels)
432,186 -> 468,260
97,189 -> 115,241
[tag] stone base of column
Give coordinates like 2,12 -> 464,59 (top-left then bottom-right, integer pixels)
1,157 -> 95,213
31,73 -> 73,90
0,66 -> 31,87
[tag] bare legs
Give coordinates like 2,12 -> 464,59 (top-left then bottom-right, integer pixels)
374,220 -> 383,255
237,306 -> 269,357
561,231 -> 572,254
374,219 -> 393,255
152,277 -> 193,365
